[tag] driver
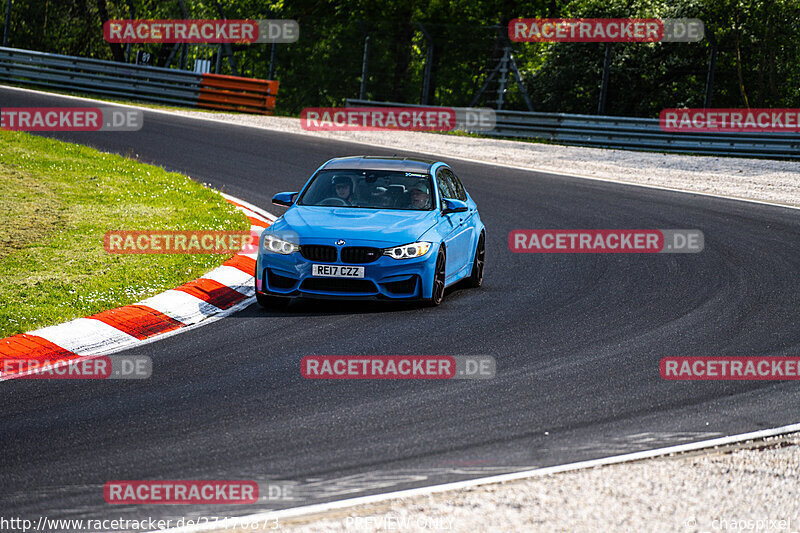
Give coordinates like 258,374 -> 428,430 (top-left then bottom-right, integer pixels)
409,182 -> 431,209
332,175 -> 355,205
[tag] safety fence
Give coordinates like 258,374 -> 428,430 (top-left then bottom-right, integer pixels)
0,47 -> 278,114
346,99 -> 800,159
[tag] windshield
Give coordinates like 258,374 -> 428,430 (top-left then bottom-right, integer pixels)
298,169 -> 435,210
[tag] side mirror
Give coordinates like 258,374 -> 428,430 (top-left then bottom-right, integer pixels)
441,198 -> 468,215
272,192 -> 298,207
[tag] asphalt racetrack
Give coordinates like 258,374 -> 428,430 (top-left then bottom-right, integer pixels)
2,88 -> 799,528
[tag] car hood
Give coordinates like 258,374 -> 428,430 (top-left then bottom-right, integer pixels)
269,206 -> 437,245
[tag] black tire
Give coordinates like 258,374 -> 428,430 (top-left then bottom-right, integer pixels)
425,247 -> 447,307
255,283 -> 290,309
466,232 -> 485,288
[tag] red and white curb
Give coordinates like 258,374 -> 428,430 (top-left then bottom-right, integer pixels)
0,192 -> 275,380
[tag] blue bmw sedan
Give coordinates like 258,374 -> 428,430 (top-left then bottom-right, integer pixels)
255,156 -> 485,307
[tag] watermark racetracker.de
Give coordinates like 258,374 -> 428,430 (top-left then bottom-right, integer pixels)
661,108 -> 800,132
662,357 -> 800,380
1,107 -> 143,131
302,355 -> 496,379
103,230 -> 262,254
0,515 -> 282,532
0,356 -> 151,380
509,229 -> 704,253
104,481 -> 259,504
104,19 -> 299,43
300,106 -> 496,132
509,18 -> 704,42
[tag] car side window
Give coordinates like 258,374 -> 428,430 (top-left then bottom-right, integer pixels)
444,169 -> 468,202
436,169 -> 454,208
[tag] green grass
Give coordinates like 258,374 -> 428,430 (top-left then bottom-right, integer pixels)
0,131 -> 249,338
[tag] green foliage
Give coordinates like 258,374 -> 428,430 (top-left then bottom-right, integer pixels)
2,0 -> 798,115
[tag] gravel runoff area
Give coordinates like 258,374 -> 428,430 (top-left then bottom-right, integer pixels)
205,433 -> 800,533
171,111 -> 800,208
169,112 -> 800,532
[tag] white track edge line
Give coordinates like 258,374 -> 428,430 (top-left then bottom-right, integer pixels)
220,192 -> 277,221
152,422 -> 800,533
6,85 -> 800,522
3,84 -> 797,212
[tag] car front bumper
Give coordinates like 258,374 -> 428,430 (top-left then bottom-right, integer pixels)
256,238 -> 437,301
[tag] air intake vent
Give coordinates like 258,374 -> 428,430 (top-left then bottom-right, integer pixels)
383,276 -> 418,294
300,245 -> 337,262
267,269 -> 297,289
341,247 -> 381,264
301,278 -> 377,293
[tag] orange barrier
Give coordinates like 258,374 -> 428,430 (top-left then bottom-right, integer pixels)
197,73 -> 279,115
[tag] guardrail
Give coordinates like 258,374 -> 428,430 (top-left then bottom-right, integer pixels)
346,99 -> 800,159
0,47 -> 278,115
198,73 -> 278,114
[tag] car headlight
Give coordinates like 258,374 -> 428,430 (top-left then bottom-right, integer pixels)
262,234 -> 300,255
383,241 -> 432,260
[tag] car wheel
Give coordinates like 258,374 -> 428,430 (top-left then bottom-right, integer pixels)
255,283 -> 290,309
425,247 -> 446,306
466,232 -> 485,288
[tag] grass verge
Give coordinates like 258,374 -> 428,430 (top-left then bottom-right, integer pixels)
0,130 -> 249,338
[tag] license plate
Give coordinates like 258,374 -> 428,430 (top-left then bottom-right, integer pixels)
311,264 -> 365,278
